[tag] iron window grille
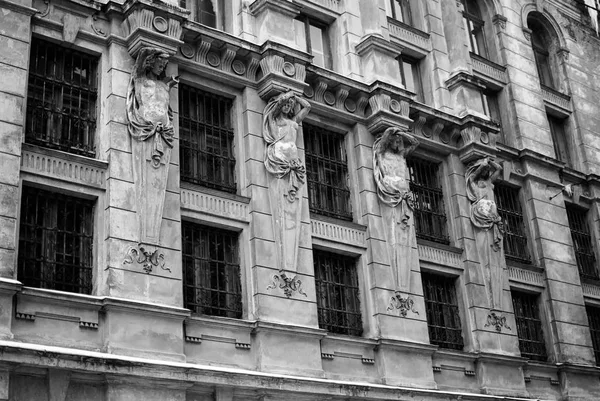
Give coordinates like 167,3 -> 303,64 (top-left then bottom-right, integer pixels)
305,124 -> 352,221
182,222 -> 242,318
422,272 -> 464,350
566,205 -> 598,280
18,186 -> 94,294
179,84 -> 236,193
26,38 -> 98,158
407,158 -> 449,244
512,291 -> 547,361
314,249 -> 363,336
494,184 -> 531,263
586,305 -> 600,365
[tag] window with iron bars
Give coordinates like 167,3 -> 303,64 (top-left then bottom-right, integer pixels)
26,38 -> 98,158
407,158 -> 449,244
179,85 -> 236,193
494,184 -> 530,263
586,304 -> 600,365
422,272 -> 464,350
512,291 -> 547,361
565,204 -> 598,280
182,222 -> 242,318
18,186 -> 94,294
314,249 -> 363,336
305,124 -> 352,221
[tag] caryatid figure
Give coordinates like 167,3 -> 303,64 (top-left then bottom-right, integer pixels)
373,127 -> 419,293
466,156 -> 505,310
263,90 -> 311,273
126,47 -> 178,245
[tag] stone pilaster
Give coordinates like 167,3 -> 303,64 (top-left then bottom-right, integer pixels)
0,0 -> 36,279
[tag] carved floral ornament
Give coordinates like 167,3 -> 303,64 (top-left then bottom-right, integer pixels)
123,244 -> 171,274
387,292 -> 419,317
485,312 -> 511,332
267,270 -> 307,298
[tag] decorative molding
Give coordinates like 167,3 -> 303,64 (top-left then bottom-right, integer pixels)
541,85 -> 571,113
321,353 -> 334,360
417,244 -> 462,268
266,270 -> 307,298
387,292 -> 418,317
16,312 -> 36,321
508,266 -> 544,287
20,147 -> 107,189
123,244 -> 171,274
311,219 -> 366,248
361,357 -> 375,364
180,188 -> 250,222
387,18 -> 431,54
470,54 -> 507,85
38,0 -> 51,17
583,283 -> 600,299
90,13 -> 107,37
185,336 -> 202,343
235,342 -> 251,350
464,369 -> 476,376
484,312 -> 511,332
79,321 -> 99,329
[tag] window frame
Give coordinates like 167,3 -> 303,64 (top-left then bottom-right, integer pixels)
547,114 -> 571,166
304,123 -> 352,221
494,183 -> 531,264
313,248 -> 363,337
461,0 -> 489,58
407,157 -> 450,244
294,15 -> 332,70
586,304 -> 600,366
421,272 -> 465,350
565,204 -> 598,280
178,83 -> 237,193
511,290 -> 548,361
181,221 -> 243,319
26,37 -> 99,158
18,185 -> 95,295
399,55 -> 425,103
388,0 -> 413,26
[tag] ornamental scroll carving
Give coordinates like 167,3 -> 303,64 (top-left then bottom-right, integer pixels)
127,48 -> 179,245
263,90 -> 311,277
373,128 -> 419,302
466,157 -> 507,312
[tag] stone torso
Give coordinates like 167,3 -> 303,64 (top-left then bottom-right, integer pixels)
138,78 -> 170,126
273,119 -> 299,161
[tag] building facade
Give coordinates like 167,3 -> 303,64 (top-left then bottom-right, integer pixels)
1,0 -> 600,400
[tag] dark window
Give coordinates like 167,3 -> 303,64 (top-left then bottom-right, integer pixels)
18,186 -> 94,294
314,249 -> 362,336
400,56 -> 424,102
462,0 -> 488,58
407,158 -> 449,244
494,184 -> 530,263
528,17 -> 555,89
179,85 -> 236,193
388,0 -> 413,25
422,272 -> 464,350
305,124 -> 352,221
512,291 -> 547,361
197,0 -> 217,27
566,205 -> 598,280
26,38 -> 98,157
294,16 -> 332,69
182,222 -> 242,318
482,90 -> 503,141
548,115 -> 571,166
586,304 -> 600,365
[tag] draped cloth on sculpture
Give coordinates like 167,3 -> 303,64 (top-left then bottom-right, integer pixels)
466,163 -> 503,252
262,97 -> 305,201
127,48 -> 174,168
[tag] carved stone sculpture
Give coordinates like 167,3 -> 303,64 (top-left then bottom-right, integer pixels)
373,127 -> 419,295
466,156 -> 506,311
127,47 -> 178,245
263,90 -> 311,277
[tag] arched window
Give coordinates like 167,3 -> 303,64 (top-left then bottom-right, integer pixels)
527,16 -> 555,88
462,0 -> 488,58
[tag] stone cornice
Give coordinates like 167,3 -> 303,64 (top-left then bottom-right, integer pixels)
0,0 -> 38,15
249,0 -> 302,18
355,34 -> 403,59
0,340 -> 551,401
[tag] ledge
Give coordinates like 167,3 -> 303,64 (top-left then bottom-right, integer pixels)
470,53 -> 507,90
387,17 -> 431,58
0,340 -> 547,401
253,321 -> 327,338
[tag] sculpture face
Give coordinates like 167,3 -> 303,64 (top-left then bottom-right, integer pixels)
281,98 -> 295,116
151,55 -> 169,76
390,135 -> 404,151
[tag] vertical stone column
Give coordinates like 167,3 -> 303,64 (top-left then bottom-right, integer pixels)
336,1 -> 363,80
353,123 -> 435,388
423,0 -> 452,112
0,0 -> 36,279
524,176 -> 595,365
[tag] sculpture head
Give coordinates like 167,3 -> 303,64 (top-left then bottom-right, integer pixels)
141,49 -> 169,79
281,97 -> 296,117
380,128 -> 407,153
273,91 -> 298,118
